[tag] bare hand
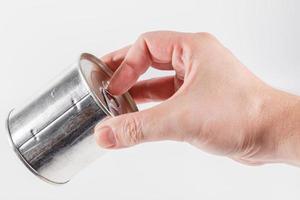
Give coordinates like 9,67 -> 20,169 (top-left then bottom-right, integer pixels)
95,31 -> 300,166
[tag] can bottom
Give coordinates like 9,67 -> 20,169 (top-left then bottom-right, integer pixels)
6,109 -> 68,185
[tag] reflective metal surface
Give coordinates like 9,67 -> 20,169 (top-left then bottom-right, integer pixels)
7,53 -> 138,184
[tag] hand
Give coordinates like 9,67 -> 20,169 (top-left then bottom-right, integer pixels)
94,31 -> 300,166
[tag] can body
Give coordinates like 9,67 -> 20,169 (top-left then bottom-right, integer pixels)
7,53 -> 138,184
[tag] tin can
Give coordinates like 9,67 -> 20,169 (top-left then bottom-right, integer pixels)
6,53 -> 138,184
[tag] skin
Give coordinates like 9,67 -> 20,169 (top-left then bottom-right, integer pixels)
94,31 -> 300,166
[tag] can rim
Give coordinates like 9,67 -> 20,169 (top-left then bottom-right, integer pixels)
6,109 -> 69,185
78,53 -> 138,116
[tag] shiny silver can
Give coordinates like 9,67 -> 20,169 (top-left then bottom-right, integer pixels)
6,53 -> 138,184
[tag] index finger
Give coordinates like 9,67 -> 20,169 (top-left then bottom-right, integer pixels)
107,31 -> 186,95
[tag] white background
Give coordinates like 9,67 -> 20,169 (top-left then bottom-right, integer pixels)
0,0 -> 300,199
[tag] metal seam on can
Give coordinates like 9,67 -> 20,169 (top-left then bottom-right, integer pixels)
17,93 -> 91,150
23,97 -> 103,164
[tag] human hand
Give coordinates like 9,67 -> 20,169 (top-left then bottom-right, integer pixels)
95,31 -> 300,166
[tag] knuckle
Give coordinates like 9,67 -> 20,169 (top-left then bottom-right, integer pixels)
183,32 -> 219,65
137,31 -> 160,44
119,115 -> 144,146
138,32 -> 151,42
191,32 -> 219,49
194,32 -> 216,41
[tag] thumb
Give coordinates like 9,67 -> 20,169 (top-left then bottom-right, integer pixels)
94,100 -> 182,149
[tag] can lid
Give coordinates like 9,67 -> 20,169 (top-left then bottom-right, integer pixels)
78,53 -> 138,116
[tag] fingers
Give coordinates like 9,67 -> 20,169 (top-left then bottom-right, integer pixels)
129,76 -> 176,104
101,45 -> 173,72
101,45 -> 130,71
107,31 -> 186,95
94,99 -> 183,149
95,32 -> 189,149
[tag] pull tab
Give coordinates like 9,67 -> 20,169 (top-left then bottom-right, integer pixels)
100,86 -> 120,116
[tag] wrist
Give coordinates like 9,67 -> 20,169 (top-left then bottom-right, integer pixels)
260,87 -> 300,166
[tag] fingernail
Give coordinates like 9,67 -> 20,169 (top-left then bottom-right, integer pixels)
95,126 -> 116,148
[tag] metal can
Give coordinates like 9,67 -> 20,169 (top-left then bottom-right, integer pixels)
6,53 -> 138,184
